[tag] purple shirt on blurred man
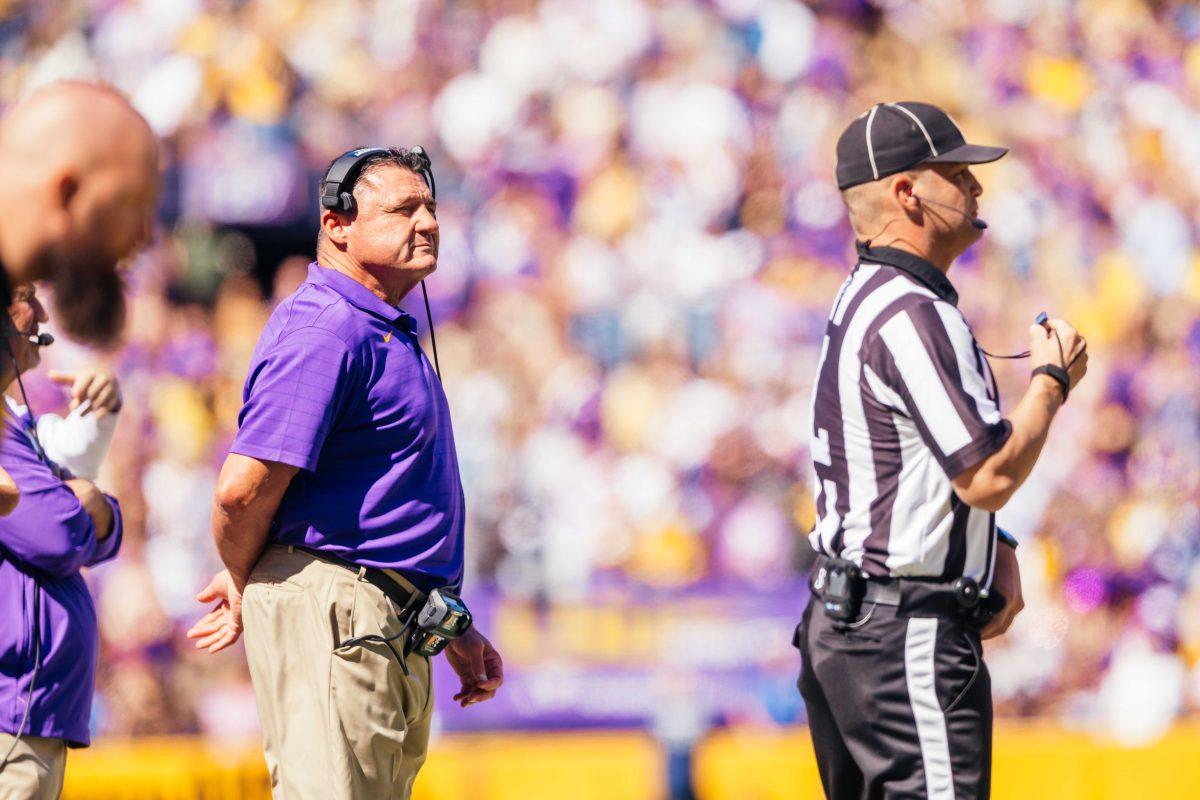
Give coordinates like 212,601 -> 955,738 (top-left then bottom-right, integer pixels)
230,262 -> 465,591
0,412 -> 122,746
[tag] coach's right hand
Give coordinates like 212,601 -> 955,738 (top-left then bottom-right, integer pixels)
1029,318 -> 1088,392
187,569 -> 244,653
445,628 -> 505,708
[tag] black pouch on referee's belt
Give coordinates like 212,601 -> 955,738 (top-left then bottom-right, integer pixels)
812,558 -> 866,622
946,575 -> 1008,628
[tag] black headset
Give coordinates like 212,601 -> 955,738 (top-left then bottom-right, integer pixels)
318,146 -> 442,380
320,146 -> 436,214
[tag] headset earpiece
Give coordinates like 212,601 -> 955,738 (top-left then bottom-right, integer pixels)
321,146 -> 437,217
321,147 -> 389,215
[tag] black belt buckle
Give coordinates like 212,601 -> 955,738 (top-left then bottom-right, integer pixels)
814,558 -> 865,622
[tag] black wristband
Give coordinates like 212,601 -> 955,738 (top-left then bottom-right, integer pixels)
1032,364 -> 1069,402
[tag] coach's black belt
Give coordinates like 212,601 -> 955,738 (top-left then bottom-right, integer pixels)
290,545 -> 424,611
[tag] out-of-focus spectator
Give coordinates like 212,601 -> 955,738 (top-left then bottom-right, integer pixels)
1,0 -> 1199,742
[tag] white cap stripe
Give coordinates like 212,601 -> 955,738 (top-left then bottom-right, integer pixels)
888,103 -> 938,157
865,105 -> 880,180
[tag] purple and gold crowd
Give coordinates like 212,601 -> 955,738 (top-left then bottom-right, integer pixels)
1,0 -> 1199,744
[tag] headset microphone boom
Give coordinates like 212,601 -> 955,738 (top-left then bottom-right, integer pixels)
909,193 -> 988,229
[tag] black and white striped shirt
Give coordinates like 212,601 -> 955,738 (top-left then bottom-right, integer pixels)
808,243 -> 1012,586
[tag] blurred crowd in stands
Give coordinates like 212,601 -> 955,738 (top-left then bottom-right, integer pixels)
2,0 -> 1200,745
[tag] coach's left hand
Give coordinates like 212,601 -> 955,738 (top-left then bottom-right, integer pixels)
186,569 -> 245,653
445,628 -> 504,708
980,542 -> 1024,640
49,367 -> 122,417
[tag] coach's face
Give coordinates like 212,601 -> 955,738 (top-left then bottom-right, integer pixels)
345,164 -> 440,280
6,284 -> 48,375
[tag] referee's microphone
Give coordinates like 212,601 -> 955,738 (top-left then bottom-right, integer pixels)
910,193 -> 988,229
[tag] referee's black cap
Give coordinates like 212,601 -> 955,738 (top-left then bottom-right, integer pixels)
835,102 -> 1008,190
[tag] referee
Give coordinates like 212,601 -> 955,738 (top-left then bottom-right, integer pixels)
797,102 -> 1088,799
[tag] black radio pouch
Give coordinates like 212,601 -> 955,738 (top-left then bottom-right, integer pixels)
967,587 -> 1007,628
814,558 -> 866,622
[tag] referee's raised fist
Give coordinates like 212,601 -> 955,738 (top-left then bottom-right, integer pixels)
1029,317 -> 1088,391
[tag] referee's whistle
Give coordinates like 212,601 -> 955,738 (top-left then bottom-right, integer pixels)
1035,311 -> 1049,329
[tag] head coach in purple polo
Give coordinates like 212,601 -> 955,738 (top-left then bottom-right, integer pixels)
187,147 -> 503,799
796,102 -> 1089,799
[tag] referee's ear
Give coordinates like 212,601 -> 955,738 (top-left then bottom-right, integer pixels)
891,174 -> 919,216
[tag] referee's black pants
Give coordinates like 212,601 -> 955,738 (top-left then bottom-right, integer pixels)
795,591 -> 992,800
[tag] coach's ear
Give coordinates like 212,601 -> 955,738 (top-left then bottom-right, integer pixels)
321,209 -> 352,247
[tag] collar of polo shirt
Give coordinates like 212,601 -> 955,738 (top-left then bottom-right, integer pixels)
307,262 -> 417,330
854,241 -> 959,307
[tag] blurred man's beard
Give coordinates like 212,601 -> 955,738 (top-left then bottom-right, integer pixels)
48,248 -> 127,348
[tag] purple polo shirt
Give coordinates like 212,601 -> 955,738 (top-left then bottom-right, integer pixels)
0,413 -> 123,746
231,263 -> 465,590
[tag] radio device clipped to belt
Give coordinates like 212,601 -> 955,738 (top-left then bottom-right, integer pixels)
298,544 -> 473,674
336,586 -> 473,675
813,558 -> 866,622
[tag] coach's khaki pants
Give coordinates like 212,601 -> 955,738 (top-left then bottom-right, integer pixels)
0,734 -> 66,800
242,545 -> 434,800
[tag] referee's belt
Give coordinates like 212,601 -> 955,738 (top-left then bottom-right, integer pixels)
289,545 -> 425,612
813,556 -> 1001,619
859,577 -> 1003,621
859,580 -> 903,606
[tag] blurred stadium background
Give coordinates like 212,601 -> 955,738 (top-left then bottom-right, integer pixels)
2,0 -> 1200,797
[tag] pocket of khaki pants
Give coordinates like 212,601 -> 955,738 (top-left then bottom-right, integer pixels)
329,580 -> 410,775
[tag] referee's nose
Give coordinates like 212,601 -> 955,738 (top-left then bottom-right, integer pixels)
967,168 -> 983,198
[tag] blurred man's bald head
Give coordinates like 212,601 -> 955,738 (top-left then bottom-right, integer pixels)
0,80 -> 156,168
0,81 -> 160,345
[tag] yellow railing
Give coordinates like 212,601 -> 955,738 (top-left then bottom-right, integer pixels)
62,732 -> 664,800
62,724 -> 1200,800
695,723 -> 1200,800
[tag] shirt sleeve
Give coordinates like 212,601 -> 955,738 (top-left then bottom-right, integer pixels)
36,408 -> 119,481
0,476 -> 108,579
864,300 -> 1012,479
231,327 -> 356,471
85,495 -> 123,567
